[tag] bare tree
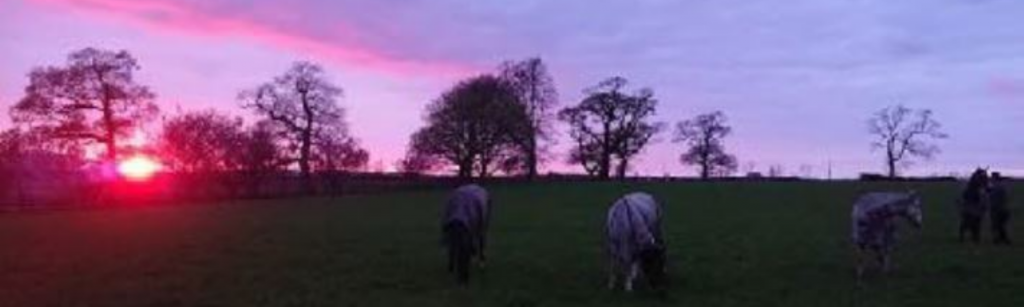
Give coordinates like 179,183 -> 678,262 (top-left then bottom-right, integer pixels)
240,61 -> 350,185
868,104 -> 947,178
559,77 -> 663,179
674,111 -> 737,179
499,57 -> 558,179
11,48 -> 158,162
159,110 -> 244,173
408,75 -> 530,178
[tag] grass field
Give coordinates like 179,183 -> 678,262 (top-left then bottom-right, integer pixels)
1,181 -> 1022,307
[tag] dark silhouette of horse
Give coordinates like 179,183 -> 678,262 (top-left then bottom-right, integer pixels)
440,184 -> 491,284
960,168 -> 989,243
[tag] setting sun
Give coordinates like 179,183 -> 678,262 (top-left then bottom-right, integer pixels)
118,155 -> 162,181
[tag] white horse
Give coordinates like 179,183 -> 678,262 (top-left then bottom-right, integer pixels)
851,191 -> 922,279
606,192 -> 667,291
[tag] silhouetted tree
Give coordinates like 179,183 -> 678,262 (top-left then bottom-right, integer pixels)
868,104 -> 947,178
159,110 -> 244,173
231,121 -> 286,196
559,77 -> 663,179
240,61 -> 351,186
397,147 -> 440,176
312,129 -> 369,172
11,48 -> 158,162
0,129 -> 24,198
674,111 -> 737,179
408,75 -> 530,178
499,58 -> 558,179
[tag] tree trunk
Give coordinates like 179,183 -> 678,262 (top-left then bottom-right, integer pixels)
101,87 -> 117,162
617,158 -> 628,179
886,146 -> 897,179
700,153 -> 710,180
887,158 -> 897,179
299,131 -> 312,177
300,92 -> 315,193
525,138 -> 538,180
599,127 -> 611,180
457,157 -> 473,178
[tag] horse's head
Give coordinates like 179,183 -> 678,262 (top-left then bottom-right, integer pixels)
969,168 -> 990,190
444,222 -> 473,284
904,190 -> 923,228
639,243 -> 668,291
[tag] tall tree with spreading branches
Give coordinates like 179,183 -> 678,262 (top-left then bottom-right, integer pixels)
11,48 -> 158,161
499,57 -> 558,179
408,75 -> 530,178
559,77 -> 663,179
868,104 -> 948,178
674,111 -> 737,179
239,61 -> 353,184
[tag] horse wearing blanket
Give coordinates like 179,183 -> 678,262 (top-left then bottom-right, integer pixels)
605,192 -> 667,291
851,191 -> 922,279
441,184 -> 491,284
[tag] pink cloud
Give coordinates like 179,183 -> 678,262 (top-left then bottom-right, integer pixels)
27,0 -> 475,77
989,77 -> 1024,100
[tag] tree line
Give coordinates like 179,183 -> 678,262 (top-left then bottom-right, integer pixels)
0,47 -> 950,186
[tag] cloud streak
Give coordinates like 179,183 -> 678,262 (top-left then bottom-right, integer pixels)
28,0 -> 475,76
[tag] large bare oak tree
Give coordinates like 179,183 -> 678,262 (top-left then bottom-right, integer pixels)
868,104 -> 947,178
240,61 -> 360,184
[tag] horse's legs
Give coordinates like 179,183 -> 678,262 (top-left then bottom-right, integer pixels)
854,248 -> 866,282
970,215 -> 982,243
625,262 -> 639,292
478,233 -> 487,268
959,215 -> 969,243
993,213 -> 1011,244
880,252 -> 892,275
607,260 -> 618,290
448,249 -> 455,272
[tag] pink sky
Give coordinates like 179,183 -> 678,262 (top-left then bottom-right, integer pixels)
2,0 -> 1023,177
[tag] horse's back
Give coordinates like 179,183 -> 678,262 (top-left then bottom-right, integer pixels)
445,184 -> 489,230
851,192 -> 906,246
607,192 -> 662,252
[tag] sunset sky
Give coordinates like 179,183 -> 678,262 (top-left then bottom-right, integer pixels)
2,0 -> 1023,177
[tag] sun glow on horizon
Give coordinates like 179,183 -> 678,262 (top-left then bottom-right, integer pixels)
118,155 -> 162,181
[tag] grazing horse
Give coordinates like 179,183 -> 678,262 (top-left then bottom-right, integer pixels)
851,191 -> 922,279
959,168 -> 989,243
441,184 -> 491,284
606,192 -> 667,292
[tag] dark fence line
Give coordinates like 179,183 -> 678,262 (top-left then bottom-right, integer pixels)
0,170 -> 985,211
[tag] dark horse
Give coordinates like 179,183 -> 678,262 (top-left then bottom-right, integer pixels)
960,168 -> 989,243
441,184 -> 490,284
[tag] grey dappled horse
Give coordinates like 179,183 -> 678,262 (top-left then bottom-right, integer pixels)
441,184 -> 491,284
851,191 -> 922,279
605,192 -> 667,292
959,168 -> 989,243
